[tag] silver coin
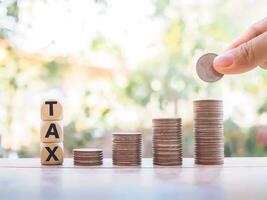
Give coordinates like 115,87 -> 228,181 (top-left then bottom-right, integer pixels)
196,53 -> 223,82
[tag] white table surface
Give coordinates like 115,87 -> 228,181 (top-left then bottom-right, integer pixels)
0,158 -> 266,200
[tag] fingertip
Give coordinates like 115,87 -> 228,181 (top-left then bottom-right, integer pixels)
213,64 -> 231,74
213,54 -> 234,74
213,65 -> 226,74
213,66 -> 235,74
213,64 -> 255,75
214,54 -> 234,68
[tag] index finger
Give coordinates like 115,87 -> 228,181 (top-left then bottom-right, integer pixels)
226,17 -> 267,50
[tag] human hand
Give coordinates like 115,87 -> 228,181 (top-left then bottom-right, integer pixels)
213,17 -> 267,74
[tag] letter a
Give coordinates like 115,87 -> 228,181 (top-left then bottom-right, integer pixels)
45,123 -> 59,138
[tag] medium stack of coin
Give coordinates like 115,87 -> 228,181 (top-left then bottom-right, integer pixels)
73,148 -> 103,166
193,100 -> 224,165
112,132 -> 142,166
152,118 -> 182,166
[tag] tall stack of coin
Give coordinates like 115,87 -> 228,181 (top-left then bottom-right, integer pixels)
73,148 -> 103,166
193,100 -> 224,165
152,118 -> 182,166
112,132 -> 142,166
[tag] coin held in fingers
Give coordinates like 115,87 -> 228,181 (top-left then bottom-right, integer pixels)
196,53 -> 224,82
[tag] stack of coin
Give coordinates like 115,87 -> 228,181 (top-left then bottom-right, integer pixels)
112,132 -> 142,166
193,100 -> 224,165
73,148 -> 103,166
152,118 -> 182,166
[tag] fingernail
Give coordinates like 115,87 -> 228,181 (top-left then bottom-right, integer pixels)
214,53 -> 234,68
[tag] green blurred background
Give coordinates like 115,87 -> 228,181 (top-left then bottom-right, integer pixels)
0,0 -> 267,158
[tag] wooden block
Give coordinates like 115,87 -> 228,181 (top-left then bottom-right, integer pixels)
41,99 -> 63,121
40,142 -> 64,165
40,121 -> 63,143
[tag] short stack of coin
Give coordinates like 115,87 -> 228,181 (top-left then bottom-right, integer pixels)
193,100 -> 224,165
112,132 -> 142,166
152,118 -> 182,166
73,148 -> 103,166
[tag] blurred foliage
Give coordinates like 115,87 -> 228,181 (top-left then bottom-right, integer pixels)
154,0 -> 170,16
41,60 -> 70,82
0,0 -> 267,158
7,0 -> 18,21
0,0 -> 18,38
91,35 -> 122,56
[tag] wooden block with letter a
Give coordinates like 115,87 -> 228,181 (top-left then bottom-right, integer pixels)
40,142 -> 64,165
41,99 -> 63,121
40,121 -> 63,143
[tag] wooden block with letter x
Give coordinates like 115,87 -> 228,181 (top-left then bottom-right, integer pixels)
41,99 -> 63,121
40,121 -> 63,143
40,142 -> 64,165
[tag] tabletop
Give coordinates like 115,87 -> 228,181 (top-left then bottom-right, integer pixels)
0,157 -> 266,200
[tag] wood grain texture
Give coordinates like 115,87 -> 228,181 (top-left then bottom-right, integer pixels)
0,158 -> 266,200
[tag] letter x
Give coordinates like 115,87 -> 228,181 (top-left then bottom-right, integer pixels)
45,146 -> 59,161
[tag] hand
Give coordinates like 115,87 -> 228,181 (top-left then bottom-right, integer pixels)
213,17 -> 267,74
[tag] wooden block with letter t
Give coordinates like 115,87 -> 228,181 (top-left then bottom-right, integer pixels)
40,142 -> 64,165
40,121 -> 63,143
41,99 -> 63,121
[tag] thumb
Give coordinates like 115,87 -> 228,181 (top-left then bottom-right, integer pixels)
213,32 -> 267,74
